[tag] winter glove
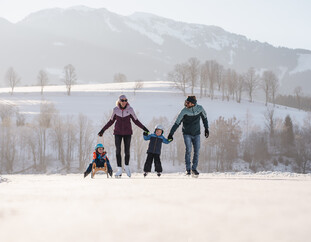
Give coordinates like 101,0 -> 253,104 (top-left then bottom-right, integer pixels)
143,126 -> 150,133
205,128 -> 209,138
168,134 -> 173,141
98,131 -> 104,137
143,131 -> 149,136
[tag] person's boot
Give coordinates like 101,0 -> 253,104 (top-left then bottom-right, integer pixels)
143,172 -> 148,177
115,167 -> 122,178
191,169 -> 199,178
84,171 -> 89,178
124,165 -> 131,177
108,169 -> 113,177
157,172 -> 161,177
185,170 -> 191,176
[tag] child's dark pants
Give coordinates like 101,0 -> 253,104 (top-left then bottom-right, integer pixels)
143,153 -> 162,173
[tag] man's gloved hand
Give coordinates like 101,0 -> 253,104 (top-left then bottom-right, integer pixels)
98,131 -> 104,137
168,134 -> 173,141
143,126 -> 150,133
205,129 -> 209,138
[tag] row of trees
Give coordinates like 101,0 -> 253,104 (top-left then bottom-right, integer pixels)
0,103 -> 310,174
168,58 -> 281,105
2,67 -> 146,96
3,64 -> 77,96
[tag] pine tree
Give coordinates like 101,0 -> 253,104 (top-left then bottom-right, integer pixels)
282,115 -> 295,156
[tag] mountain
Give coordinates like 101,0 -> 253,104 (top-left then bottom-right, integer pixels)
0,6 -> 310,94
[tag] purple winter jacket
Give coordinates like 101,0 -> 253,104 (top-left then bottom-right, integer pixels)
99,103 -> 146,135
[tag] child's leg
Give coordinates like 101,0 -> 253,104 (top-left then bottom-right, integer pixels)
106,161 -> 113,171
143,153 -> 154,172
85,163 -> 93,175
154,154 -> 163,173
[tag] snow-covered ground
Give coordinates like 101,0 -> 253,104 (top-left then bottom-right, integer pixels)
0,173 -> 310,242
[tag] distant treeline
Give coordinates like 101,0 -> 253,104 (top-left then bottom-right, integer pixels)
275,95 -> 311,111
0,102 -> 310,174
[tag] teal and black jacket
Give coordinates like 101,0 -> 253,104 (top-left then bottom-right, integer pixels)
169,104 -> 208,136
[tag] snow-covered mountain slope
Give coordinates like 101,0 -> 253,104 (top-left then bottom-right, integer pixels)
0,81 -> 308,129
0,6 -> 310,94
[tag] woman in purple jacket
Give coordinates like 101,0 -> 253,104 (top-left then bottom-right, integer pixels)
98,95 -> 149,178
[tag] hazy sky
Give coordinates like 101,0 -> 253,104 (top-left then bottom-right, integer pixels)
0,0 -> 310,50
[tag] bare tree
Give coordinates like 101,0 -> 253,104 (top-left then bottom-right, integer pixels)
209,61 -> 221,99
244,67 -> 260,102
236,74 -> 244,103
262,70 -> 277,106
114,73 -> 127,83
188,57 -> 200,95
200,62 -> 209,98
264,107 -> 275,138
78,114 -> 93,171
64,115 -> 77,171
24,125 -> 38,170
168,63 -> 189,96
37,102 -> 56,171
200,60 -> 220,99
294,86 -> 303,110
216,64 -> 224,92
63,64 -> 77,96
133,80 -> 144,95
37,70 -> 49,95
208,116 -> 241,171
5,67 -> 20,95
0,103 -> 15,123
269,72 -> 279,106
52,115 -> 66,165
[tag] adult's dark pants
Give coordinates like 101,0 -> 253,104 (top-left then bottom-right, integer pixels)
143,153 -> 163,173
115,135 -> 132,167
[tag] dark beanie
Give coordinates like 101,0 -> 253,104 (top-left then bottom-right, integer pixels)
186,96 -> 197,105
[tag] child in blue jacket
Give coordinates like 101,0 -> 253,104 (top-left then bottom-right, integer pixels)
143,125 -> 171,177
84,143 -> 113,178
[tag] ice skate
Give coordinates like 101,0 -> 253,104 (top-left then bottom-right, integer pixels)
115,167 -> 122,178
124,165 -> 131,177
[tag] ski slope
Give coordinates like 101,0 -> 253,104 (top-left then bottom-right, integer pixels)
0,173 -> 310,242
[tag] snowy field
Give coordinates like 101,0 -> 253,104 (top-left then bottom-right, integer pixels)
0,81 -> 309,128
1,173 -> 311,242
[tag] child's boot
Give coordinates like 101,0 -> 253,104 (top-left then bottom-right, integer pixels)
115,167 -> 122,178
124,165 -> 131,177
108,169 -> 113,177
84,171 -> 89,178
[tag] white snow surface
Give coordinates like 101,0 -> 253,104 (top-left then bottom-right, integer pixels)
0,81 -> 308,128
0,173 -> 310,242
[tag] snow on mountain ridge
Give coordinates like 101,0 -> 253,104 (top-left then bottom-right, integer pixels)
127,12 -> 236,49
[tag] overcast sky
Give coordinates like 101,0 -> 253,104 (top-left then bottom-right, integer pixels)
0,0 -> 310,50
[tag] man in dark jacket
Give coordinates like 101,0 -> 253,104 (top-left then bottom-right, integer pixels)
168,96 -> 209,177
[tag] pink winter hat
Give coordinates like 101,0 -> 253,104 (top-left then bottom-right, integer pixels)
119,95 -> 127,100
